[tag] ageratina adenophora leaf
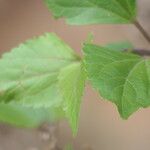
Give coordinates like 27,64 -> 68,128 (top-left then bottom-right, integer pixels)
83,43 -> 150,119
0,33 -> 85,134
44,0 -> 137,25
0,33 -> 79,108
59,62 -> 86,135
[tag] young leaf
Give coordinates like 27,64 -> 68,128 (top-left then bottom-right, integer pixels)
83,43 -> 150,119
0,103 -> 64,128
44,0 -> 137,25
0,33 -> 79,108
58,62 -> 86,134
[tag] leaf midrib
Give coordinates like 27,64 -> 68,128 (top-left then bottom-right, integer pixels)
0,71 -> 59,91
121,59 -> 144,115
88,0 -> 131,18
97,58 -> 140,75
92,58 -> 141,106
55,0 -> 130,21
3,57 -> 77,62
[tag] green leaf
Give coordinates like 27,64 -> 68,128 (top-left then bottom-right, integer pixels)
106,41 -> 133,51
0,103 -> 64,128
44,0 -> 137,25
59,62 -> 86,135
83,43 -> 150,119
0,33 -> 79,108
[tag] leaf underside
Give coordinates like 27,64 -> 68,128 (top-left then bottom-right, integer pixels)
59,62 -> 86,135
0,33 -> 85,133
83,43 -> 150,119
44,0 -> 136,25
0,33 -> 78,108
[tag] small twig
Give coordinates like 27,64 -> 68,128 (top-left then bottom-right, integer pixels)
124,49 -> 150,57
134,20 -> 150,44
132,49 -> 150,56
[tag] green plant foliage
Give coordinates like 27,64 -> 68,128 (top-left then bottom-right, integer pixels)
0,33 -> 85,133
0,33 -> 79,108
59,62 -> 86,135
0,0 -> 148,137
44,0 -> 137,25
106,41 -> 133,51
0,103 -> 64,128
83,43 -> 150,119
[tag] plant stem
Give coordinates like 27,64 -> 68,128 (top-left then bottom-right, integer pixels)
134,20 -> 150,44
132,49 -> 150,56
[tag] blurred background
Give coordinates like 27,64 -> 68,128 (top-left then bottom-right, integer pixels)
0,0 -> 150,150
